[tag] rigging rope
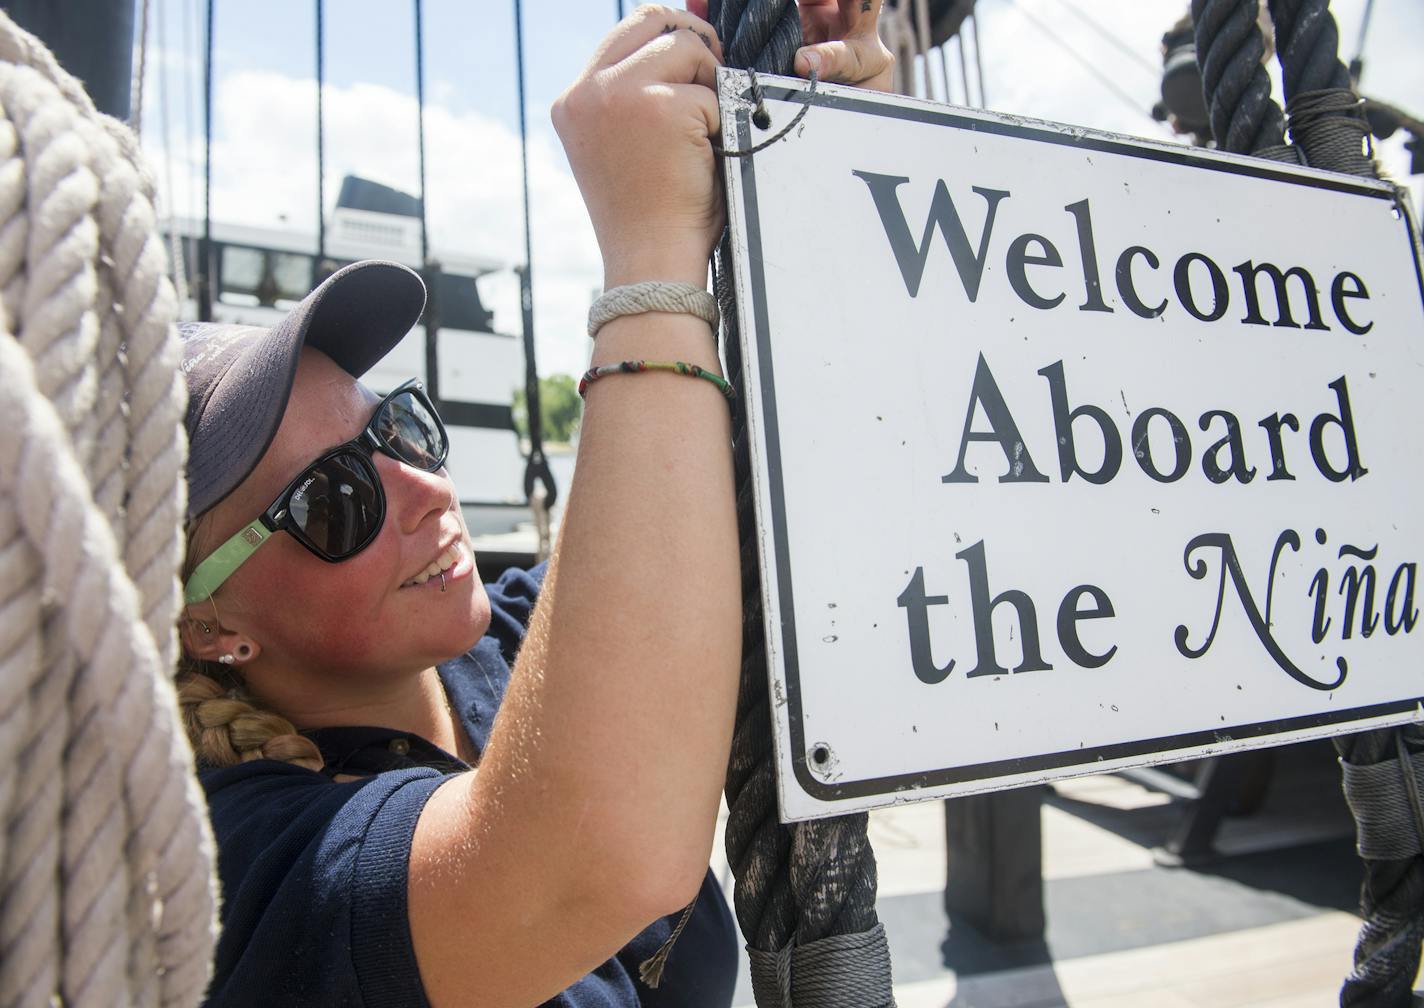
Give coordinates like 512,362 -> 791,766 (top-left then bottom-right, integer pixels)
314,0 -> 326,287
512,0 -> 557,550
413,0 -> 443,410
1189,0 -> 1294,160
708,2 -> 893,1004
1194,1 -> 1420,1002
0,12 -> 217,1005
199,0 -> 213,321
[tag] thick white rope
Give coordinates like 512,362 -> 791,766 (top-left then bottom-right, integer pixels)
0,13 -> 216,1008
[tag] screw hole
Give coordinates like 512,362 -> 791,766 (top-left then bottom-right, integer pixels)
811,745 -> 830,765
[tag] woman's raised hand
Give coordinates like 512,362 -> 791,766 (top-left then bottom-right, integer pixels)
553,2 -> 893,292
552,6 -> 727,290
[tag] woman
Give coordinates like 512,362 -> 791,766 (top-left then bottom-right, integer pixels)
176,4 -> 892,1006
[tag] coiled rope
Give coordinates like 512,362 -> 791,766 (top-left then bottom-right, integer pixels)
1195,2 -> 1420,1003
0,12 -> 216,1008
708,2 -> 894,1005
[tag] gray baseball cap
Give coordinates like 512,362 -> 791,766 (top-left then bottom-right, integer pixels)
180,259 -> 426,521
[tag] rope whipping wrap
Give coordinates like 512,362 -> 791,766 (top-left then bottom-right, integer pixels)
0,13 -> 217,1008
708,2 -> 893,1005
1189,0 -> 1294,160
1268,0 -> 1373,174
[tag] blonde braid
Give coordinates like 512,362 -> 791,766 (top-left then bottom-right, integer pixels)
175,667 -> 323,773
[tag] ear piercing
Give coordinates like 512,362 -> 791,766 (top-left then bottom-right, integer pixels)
197,620 -> 213,634
217,654 -> 235,665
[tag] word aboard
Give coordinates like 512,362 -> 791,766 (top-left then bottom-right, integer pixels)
717,69 -> 1424,822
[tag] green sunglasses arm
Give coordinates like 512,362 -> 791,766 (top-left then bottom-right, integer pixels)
183,522 -> 272,605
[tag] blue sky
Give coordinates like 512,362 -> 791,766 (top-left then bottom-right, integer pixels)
138,0 -> 1423,380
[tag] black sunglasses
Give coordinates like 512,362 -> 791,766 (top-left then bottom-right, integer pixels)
184,379 -> 449,602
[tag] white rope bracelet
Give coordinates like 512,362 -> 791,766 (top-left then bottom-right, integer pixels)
587,281 -> 720,339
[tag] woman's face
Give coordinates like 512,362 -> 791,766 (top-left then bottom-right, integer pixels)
197,349 -> 491,681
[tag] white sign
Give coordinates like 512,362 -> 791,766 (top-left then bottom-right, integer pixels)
718,69 -> 1424,822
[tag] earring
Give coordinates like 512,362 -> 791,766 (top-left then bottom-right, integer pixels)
197,620 -> 212,634
217,654 -> 235,666
234,643 -> 253,661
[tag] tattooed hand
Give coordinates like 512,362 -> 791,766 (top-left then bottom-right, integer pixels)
794,0 -> 894,88
685,0 -> 894,90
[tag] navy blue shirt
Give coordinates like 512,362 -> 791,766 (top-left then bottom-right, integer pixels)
200,564 -> 738,1007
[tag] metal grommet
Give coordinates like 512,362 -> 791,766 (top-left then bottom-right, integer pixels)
388,738 -> 411,756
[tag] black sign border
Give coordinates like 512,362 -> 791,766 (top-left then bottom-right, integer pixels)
731,80 -> 1424,804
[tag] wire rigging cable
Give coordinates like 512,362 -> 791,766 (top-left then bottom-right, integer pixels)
200,0 -> 213,321
314,0 -> 326,286
412,0 -> 442,407
1043,0 -> 1160,78
131,0 -> 151,135
511,0 -> 558,536
970,10 -> 986,107
1002,0 -> 1162,129
155,0 -> 188,303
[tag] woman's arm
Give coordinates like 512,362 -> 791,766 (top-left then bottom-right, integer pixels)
408,6 -> 891,1007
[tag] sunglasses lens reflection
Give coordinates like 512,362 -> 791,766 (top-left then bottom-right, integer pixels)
381,391 -> 445,470
289,450 -> 381,557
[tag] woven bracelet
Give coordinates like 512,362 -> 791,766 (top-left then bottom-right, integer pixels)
578,360 -> 736,401
587,281 -> 719,339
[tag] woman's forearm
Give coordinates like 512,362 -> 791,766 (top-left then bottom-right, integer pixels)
482,306 -> 740,897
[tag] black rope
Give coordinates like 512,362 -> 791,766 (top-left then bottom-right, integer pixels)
200,0 -> 214,322
1268,0 -> 1373,174
970,12 -> 986,108
413,0 -> 442,406
1189,0 -> 1291,158
711,0 -> 803,75
314,0 -> 326,288
1195,2 -> 1421,1002
512,0 -> 556,510
708,2 -> 892,1004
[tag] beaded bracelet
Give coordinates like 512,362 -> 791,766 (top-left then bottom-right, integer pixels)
578,360 -> 737,400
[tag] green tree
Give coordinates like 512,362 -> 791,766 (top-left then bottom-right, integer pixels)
513,373 -> 583,444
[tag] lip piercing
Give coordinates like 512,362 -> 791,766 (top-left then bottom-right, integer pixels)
439,572 -> 447,592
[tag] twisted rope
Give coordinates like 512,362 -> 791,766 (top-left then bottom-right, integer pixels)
1189,0 -> 1294,159
1193,1 -> 1421,1001
1268,0 -> 1373,174
1335,724 -> 1424,1008
708,2 -> 893,1004
0,13 -> 216,1008
1255,3 -> 1420,1003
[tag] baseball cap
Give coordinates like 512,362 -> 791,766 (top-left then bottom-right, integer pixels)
180,259 -> 426,521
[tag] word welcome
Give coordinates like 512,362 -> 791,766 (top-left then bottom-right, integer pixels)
853,172 -> 1374,334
